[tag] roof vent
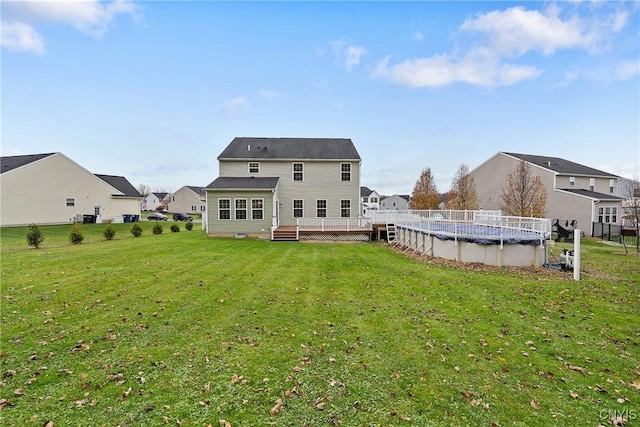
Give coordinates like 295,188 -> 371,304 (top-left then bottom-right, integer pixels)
547,161 -> 551,166
248,144 -> 251,151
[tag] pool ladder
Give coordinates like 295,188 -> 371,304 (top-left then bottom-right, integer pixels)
386,222 -> 397,244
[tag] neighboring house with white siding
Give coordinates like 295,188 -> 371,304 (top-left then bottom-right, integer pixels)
205,137 -> 361,236
171,186 -> 206,214
380,194 -> 410,211
361,186 -> 380,215
143,192 -> 169,211
470,152 -> 623,236
0,152 -> 141,226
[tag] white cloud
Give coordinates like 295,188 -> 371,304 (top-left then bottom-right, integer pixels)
1,0 -> 140,53
414,31 -> 424,42
345,45 -> 366,71
375,4 -> 632,88
223,96 -> 249,117
329,39 -> 367,71
1,21 -> 44,54
615,60 -> 640,81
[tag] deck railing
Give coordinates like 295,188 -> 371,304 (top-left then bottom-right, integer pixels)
297,217 -> 372,231
370,210 -> 550,244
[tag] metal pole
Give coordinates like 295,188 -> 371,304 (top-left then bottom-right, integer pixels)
573,230 -> 581,281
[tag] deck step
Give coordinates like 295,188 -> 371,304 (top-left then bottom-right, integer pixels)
272,227 -> 298,241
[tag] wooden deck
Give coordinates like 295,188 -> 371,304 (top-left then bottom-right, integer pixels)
272,226 -> 373,242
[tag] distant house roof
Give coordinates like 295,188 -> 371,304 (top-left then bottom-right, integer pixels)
503,152 -> 618,178
187,186 -> 206,196
558,188 -> 624,201
153,192 -> 168,200
95,174 -> 142,198
207,176 -> 280,190
360,186 -> 374,197
218,137 -> 361,161
382,194 -> 410,201
1,153 -> 56,174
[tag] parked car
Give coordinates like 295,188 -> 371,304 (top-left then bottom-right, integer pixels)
173,212 -> 193,221
148,212 -> 168,221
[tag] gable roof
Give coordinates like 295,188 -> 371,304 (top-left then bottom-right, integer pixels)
218,137 -> 361,161
95,174 -> 142,198
381,194 -> 410,201
187,186 -> 206,196
360,186 -> 374,197
207,176 -> 279,190
152,192 -> 168,200
503,152 -> 618,178
1,153 -> 56,174
558,188 -> 624,201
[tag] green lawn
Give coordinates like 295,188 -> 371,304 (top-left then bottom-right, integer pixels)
1,223 -> 638,426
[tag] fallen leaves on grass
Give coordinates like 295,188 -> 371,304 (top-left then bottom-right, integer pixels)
569,390 -> 579,399
530,400 -> 541,410
270,398 -> 283,416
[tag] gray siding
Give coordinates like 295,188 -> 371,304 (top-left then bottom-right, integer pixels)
219,160 -> 361,226
206,189 -> 275,234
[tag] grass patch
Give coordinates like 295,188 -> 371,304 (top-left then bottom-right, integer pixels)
1,224 -> 638,426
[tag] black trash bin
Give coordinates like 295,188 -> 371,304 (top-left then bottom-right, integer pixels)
83,214 -> 96,224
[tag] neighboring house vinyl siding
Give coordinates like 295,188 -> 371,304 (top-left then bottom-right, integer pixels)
171,186 -> 206,213
0,153 -> 140,226
471,152 -> 622,236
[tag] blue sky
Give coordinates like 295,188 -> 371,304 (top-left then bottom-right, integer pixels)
2,1 -> 639,195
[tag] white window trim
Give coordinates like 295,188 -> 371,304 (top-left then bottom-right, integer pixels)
293,199 -> 304,218
251,198 -> 264,220
340,163 -> 351,182
316,199 -> 327,218
340,199 -> 351,218
292,162 -> 304,182
249,162 -> 260,174
66,197 -> 75,207
235,198 -> 248,220
218,198 -> 231,220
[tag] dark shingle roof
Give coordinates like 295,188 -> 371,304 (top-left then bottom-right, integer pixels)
187,186 -> 206,196
558,188 -> 623,201
95,174 -> 142,198
218,137 -> 361,160
382,194 -> 410,201
1,153 -> 56,174
207,176 -> 279,189
504,152 -> 618,177
360,186 -> 373,197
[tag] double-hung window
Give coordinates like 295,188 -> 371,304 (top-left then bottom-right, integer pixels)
293,199 -> 304,218
317,200 -> 327,217
252,198 -> 264,220
219,199 -> 231,220
249,162 -> 260,174
293,163 -> 304,181
341,163 -> 351,181
340,199 -> 350,217
609,179 -> 615,194
569,177 -> 575,186
235,199 -> 247,220
589,178 -> 595,191
66,198 -> 75,207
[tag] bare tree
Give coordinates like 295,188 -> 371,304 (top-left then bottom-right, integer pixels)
409,168 -> 440,210
500,160 -> 547,217
446,164 -> 479,210
137,184 -> 151,199
622,176 -> 640,252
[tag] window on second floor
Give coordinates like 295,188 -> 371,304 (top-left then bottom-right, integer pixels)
609,179 -> 615,194
293,163 -> 304,181
569,176 -> 575,186
249,162 -> 260,173
589,178 -> 595,191
341,163 -> 351,181
66,197 -> 75,207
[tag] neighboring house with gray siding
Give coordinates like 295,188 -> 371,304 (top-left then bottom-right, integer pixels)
380,194 -> 410,211
0,152 -> 141,226
205,137 -> 361,236
171,186 -> 206,214
470,152 -> 623,236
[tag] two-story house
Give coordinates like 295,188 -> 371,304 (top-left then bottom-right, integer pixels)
142,192 -> 169,211
205,137 -> 362,238
170,186 -> 206,215
380,194 -> 410,211
361,186 -> 380,215
0,152 -> 141,226
470,152 -> 623,236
